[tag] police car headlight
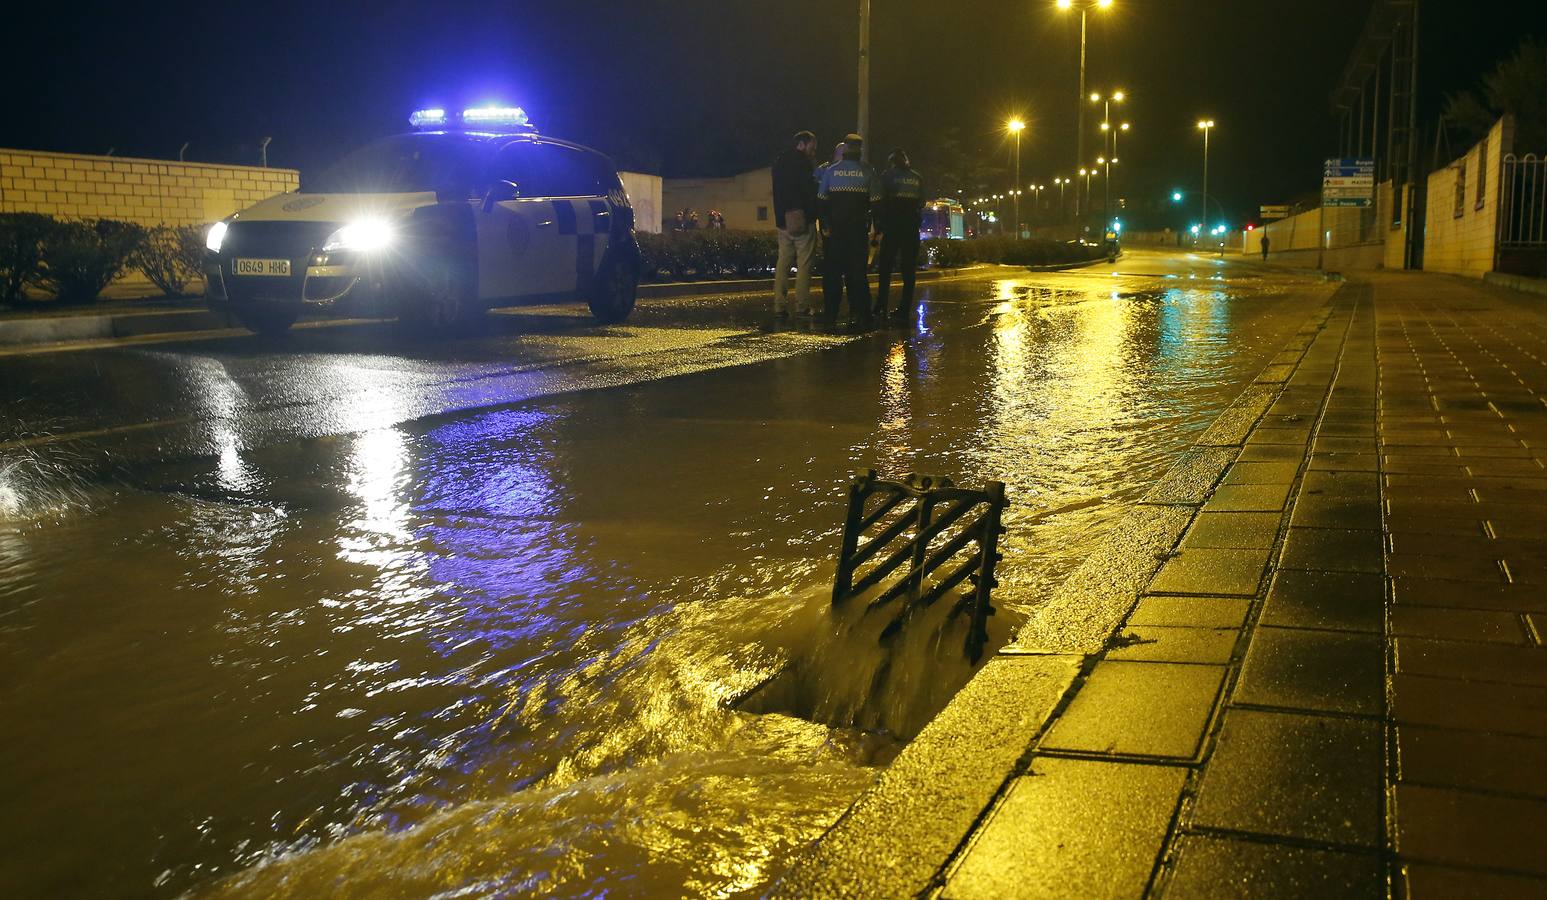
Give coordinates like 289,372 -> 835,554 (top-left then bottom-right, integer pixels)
322,218 -> 396,253
205,221 -> 228,253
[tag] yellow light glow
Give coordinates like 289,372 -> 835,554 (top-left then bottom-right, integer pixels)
1197,119 -> 1215,129
1121,122 -> 1131,131
1007,118 -> 1026,133
1056,0 -> 1073,9
1090,92 -> 1101,102
1097,0 -> 1113,7
1113,90 -> 1126,101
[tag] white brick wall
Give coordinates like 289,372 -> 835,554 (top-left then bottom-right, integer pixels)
1424,117 -> 1513,277
0,148 -> 298,226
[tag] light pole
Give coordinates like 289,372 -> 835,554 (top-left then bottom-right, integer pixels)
1007,118 -> 1025,239
1092,90 -> 1124,221
1056,0 -> 1114,222
858,0 -> 871,158
1054,177 -> 1067,220
1197,119 -> 1215,234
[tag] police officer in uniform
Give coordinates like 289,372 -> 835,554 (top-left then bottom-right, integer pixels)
817,134 -> 880,329
876,149 -> 924,320
816,141 -> 848,316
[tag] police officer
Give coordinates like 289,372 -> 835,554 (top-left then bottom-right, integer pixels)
876,148 -> 925,320
817,134 -> 880,329
816,141 -> 848,315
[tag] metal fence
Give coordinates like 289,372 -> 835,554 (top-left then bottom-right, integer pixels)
1501,154 -> 1547,246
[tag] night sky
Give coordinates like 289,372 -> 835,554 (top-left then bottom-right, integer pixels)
6,1 -> 1546,225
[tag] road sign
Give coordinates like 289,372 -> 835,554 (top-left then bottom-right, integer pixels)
1260,205 -> 1291,220
1323,158 -> 1375,209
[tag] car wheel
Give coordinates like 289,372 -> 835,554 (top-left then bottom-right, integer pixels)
589,250 -> 638,324
233,305 -> 300,337
404,254 -> 478,334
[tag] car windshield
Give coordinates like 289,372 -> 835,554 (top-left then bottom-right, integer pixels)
303,134 -> 489,195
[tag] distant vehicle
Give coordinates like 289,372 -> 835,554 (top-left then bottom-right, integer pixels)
920,199 -> 965,240
203,106 -> 640,336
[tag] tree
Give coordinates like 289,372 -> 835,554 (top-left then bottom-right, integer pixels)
911,127 -> 1004,202
1443,37 -> 1547,152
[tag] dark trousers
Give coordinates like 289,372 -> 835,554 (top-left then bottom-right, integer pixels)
823,228 -> 872,326
878,230 -> 919,315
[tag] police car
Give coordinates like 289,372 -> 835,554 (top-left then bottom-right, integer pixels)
203,106 -> 640,335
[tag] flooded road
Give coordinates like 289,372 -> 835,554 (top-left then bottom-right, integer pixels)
0,251 -> 1331,897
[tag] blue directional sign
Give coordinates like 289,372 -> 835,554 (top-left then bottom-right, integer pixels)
1323,158 -> 1376,208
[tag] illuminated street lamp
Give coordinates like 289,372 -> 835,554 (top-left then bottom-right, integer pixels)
1054,177 -> 1068,220
1055,0 -> 1115,220
1091,91 -> 1125,220
1007,118 -> 1026,238
1197,119 -> 1216,234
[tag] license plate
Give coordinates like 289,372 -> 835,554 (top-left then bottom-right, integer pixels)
233,258 -> 291,276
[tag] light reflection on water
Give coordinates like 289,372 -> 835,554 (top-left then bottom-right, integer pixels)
0,269 -> 1312,897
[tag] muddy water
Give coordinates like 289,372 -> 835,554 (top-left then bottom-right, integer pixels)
0,262 -> 1319,897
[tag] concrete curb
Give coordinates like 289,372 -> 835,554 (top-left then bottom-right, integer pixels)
0,308 -> 228,346
1483,270 -> 1547,296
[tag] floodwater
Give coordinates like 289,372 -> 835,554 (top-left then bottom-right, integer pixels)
0,255 -> 1321,897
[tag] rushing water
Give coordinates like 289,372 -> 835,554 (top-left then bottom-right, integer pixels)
0,262 -> 1319,897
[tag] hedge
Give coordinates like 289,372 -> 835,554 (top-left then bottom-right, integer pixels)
0,214 -> 207,305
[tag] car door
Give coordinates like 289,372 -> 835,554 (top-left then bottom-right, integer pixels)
472,140 -> 572,302
533,142 -> 614,298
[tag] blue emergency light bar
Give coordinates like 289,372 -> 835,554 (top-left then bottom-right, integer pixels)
408,108 -> 447,128
408,106 -> 534,132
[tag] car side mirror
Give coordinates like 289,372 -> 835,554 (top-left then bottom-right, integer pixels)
482,180 -> 519,212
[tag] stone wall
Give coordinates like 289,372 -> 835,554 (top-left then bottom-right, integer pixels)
0,148 -> 298,227
1423,116 -> 1512,277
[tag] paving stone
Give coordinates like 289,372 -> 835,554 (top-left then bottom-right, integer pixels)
1391,606 -> 1529,644
1387,550 -> 1506,582
1223,462 -> 1300,485
1291,495 -> 1382,530
1207,483 -> 1293,513
1396,637 -> 1547,687
1180,511 -> 1282,550
1164,835 -> 1382,899
1392,576 -> 1547,612
1040,661 -> 1224,759
1308,451 -> 1380,472
1141,446 -> 1237,505
1251,427 -> 1315,446
1149,548 -> 1271,596
1127,596 -> 1251,629
1402,863 -> 1547,900
1320,421 -> 1377,437
1238,444 -> 1306,462
1315,435 -> 1378,453
942,758 -> 1186,900
1192,709 -> 1382,846
1384,512 -> 1486,537
1394,784 -> 1547,876
1235,626 -> 1384,715
1278,527 -> 1385,574
1397,725 -> 1547,800
1302,470 -> 1381,496
1105,626 -> 1238,664
1260,570 -> 1384,633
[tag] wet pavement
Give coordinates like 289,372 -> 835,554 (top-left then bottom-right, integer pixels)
0,250 -> 1332,897
779,269 -> 1547,899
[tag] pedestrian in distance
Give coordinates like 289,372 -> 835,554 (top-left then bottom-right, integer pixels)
875,148 -> 925,321
1260,233 -> 1271,260
772,130 -> 820,319
817,133 -> 881,330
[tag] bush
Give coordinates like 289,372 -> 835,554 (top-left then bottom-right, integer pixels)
0,212 -> 54,304
35,219 -> 144,304
132,224 -> 205,297
637,229 -> 781,281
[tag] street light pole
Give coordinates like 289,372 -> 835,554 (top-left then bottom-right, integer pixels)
1007,118 -> 1025,239
1197,119 -> 1215,230
1057,0 -> 1111,224
858,0 -> 871,158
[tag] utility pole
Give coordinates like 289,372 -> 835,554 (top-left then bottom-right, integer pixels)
260,136 -> 273,168
858,0 -> 871,158
1076,7 -> 1087,220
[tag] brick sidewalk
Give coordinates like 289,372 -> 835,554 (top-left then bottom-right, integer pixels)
776,271 -> 1547,898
